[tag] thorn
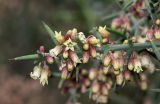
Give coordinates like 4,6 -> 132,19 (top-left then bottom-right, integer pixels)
8,58 -> 15,61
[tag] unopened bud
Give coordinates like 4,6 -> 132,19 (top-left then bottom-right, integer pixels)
154,29 -> 160,39
90,46 -> 97,58
111,18 -> 122,29
116,74 -> 123,85
83,43 -> 90,50
103,54 -> 111,67
103,66 -> 110,74
112,58 -> 120,70
82,51 -> 90,63
146,30 -> 154,41
89,68 -> 97,80
63,49 -> 69,59
88,36 -> 99,45
46,56 -> 54,64
114,70 -> 120,75
102,38 -> 109,43
123,70 -> 131,81
61,67 -> 68,80
39,46 -> 45,53
128,60 -> 134,71
101,85 -> 108,96
69,51 -> 81,65
156,19 -> 160,25
92,81 -> 100,93
67,59 -> 74,71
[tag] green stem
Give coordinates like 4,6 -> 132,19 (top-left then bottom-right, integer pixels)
102,41 -> 160,52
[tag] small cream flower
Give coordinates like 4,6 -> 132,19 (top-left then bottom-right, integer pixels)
30,65 -> 41,80
40,65 -> 51,86
63,38 -> 77,51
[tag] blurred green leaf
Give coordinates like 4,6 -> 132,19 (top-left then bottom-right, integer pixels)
102,13 -> 118,21
150,41 -> 160,61
42,21 -> 58,45
122,0 -> 133,10
106,28 -> 126,38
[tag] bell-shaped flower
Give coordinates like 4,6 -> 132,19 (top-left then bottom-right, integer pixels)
30,65 -> 42,80
49,45 -> 62,57
40,65 -> 51,86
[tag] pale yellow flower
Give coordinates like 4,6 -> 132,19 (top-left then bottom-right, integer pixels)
40,65 -> 51,86
98,26 -> 110,38
63,38 -> 77,51
54,31 -> 64,44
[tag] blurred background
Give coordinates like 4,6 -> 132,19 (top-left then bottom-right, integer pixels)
0,0 -> 159,104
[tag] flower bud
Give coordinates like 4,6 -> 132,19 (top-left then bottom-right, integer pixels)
98,26 -> 110,38
49,45 -> 62,57
61,67 -> 68,80
128,60 -> 134,71
83,78 -> 90,86
69,51 -> 81,66
67,59 -> 74,71
46,56 -> 54,64
101,85 -> 108,96
89,68 -> 97,80
90,46 -> 97,58
146,30 -> 154,41
156,19 -> 160,25
114,70 -> 120,75
78,32 -> 86,42
103,54 -> 111,67
103,66 -> 110,74
39,46 -> 45,53
88,36 -> 99,45
83,43 -> 89,50
30,65 -> 41,80
82,51 -> 90,63
123,70 -> 131,81
102,38 -> 109,43
63,49 -> 69,59
116,73 -> 123,85
154,29 -> 160,39
112,58 -> 120,70
111,18 -> 122,29
92,81 -> 100,93
70,28 -> 77,40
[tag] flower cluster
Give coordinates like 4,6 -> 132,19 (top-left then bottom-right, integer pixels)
13,0 -> 160,103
